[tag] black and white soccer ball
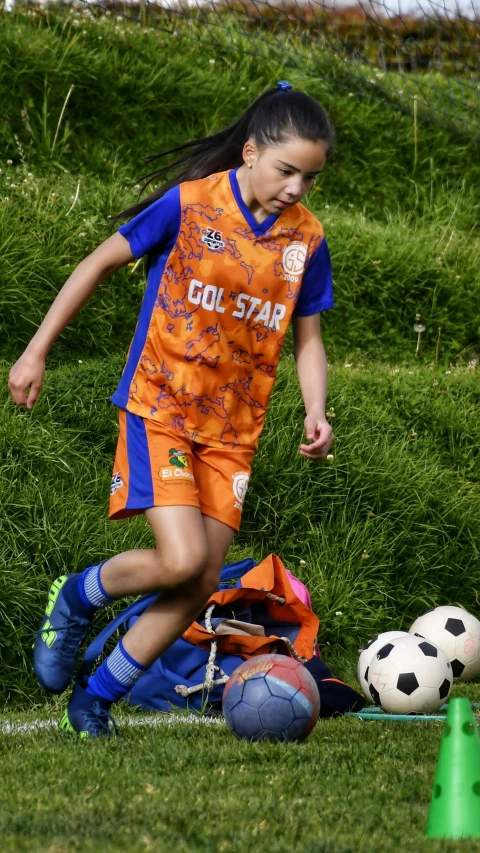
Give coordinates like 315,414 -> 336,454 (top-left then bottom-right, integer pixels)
367,635 -> 452,714
409,605 -> 480,682
357,631 -> 410,703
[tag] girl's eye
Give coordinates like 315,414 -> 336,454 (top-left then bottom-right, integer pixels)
279,169 -> 290,176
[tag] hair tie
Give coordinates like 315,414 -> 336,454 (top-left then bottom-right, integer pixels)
277,80 -> 292,92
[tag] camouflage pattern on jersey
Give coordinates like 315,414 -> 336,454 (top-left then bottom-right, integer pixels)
123,171 -> 325,448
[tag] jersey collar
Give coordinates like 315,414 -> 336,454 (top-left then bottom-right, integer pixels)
229,168 -> 281,236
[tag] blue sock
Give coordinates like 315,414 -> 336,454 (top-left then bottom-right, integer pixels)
86,639 -> 147,703
78,562 -> 113,611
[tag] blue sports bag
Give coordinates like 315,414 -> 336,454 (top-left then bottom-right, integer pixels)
78,556 -> 364,716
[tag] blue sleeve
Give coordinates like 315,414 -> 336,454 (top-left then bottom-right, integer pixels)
293,237 -> 334,317
118,186 -> 181,259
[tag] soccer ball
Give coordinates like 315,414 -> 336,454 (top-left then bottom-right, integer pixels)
367,635 -> 452,714
357,631 -> 411,703
409,606 -> 480,682
222,654 -> 320,742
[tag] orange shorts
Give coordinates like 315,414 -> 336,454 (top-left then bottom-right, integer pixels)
109,409 -> 255,531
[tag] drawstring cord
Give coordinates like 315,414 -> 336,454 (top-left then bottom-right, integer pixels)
174,594 -> 306,699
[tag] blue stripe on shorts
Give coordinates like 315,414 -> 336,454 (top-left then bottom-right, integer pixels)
125,411 -> 154,509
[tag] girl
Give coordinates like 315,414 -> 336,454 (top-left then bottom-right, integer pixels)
8,81 -> 335,737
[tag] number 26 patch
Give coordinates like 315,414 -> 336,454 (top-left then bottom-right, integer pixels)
202,228 -> 225,251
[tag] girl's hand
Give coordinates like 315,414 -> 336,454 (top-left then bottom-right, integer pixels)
299,412 -> 334,460
8,351 -> 46,410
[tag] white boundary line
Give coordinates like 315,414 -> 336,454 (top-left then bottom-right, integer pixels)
0,713 -> 224,735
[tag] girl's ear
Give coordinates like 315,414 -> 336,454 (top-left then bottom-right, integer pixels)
242,139 -> 259,168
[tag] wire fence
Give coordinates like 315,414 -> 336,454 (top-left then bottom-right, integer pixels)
13,0 -> 480,139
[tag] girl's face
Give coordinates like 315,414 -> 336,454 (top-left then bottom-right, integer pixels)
243,136 -> 328,216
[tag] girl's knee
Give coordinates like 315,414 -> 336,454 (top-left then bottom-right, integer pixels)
153,546 -> 208,588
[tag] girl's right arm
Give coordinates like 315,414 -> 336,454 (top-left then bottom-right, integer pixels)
8,232 -> 135,409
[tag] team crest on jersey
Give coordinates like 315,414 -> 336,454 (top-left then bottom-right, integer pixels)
111,472 -> 124,495
202,227 -> 225,251
282,242 -> 308,282
232,471 -> 250,510
169,448 -> 189,468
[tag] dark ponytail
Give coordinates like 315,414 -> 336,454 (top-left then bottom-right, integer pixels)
116,85 -> 334,221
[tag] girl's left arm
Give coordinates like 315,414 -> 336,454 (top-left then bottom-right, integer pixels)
291,313 -> 334,460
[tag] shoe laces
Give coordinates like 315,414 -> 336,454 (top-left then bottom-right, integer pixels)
36,616 -> 91,661
83,703 -> 118,736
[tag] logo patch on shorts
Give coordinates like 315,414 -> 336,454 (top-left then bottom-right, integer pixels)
110,472 -> 124,495
232,471 -> 250,510
160,467 -> 195,482
169,448 -> 189,468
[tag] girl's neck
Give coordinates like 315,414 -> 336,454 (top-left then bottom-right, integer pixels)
235,165 -> 271,224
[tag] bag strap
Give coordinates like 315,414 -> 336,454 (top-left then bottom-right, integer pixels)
78,593 -> 158,680
218,557 -> 257,588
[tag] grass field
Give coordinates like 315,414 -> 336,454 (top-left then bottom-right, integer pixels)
2,687 -> 480,853
1,6 -> 480,851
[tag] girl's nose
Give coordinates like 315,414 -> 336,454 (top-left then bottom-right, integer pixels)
285,179 -> 303,199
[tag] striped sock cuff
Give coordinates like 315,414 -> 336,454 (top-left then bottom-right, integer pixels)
82,562 -> 112,609
106,639 -> 147,687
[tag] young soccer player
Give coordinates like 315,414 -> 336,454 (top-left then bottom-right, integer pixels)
8,81 -> 335,736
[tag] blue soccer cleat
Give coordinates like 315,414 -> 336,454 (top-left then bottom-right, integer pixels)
34,575 -> 93,694
60,681 -> 118,739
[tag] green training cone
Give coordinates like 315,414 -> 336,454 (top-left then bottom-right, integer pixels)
425,697 -> 480,840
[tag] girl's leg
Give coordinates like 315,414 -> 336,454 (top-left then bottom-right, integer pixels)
96,505 -> 219,598
74,510 -> 235,716
34,506 -> 230,695
121,509 -> 235,665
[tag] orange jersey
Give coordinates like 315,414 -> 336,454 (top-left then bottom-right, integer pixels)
112,169 -> 334,448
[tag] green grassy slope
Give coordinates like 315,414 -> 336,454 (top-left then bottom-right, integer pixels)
1,360 -> 479,704
1,9 -> 480,363
0,8 -> 479,707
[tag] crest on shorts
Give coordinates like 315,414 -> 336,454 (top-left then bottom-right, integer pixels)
169,448 -> 189,468
232,471 -> 250,510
